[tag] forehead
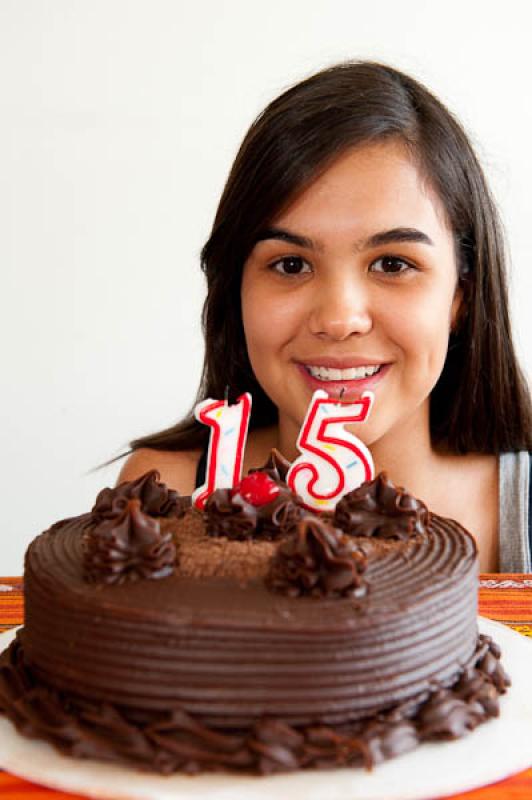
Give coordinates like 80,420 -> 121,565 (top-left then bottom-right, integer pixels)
272,140 -> 452,244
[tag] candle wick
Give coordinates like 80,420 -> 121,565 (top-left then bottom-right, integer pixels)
339,388 -> 346,402
224,385 -> 230,404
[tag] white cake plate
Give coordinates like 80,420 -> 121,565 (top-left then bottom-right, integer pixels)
0,618 -> 531,800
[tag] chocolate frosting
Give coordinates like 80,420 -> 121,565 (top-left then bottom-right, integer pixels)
92,470 -> 188,522
266,516 -> 367,598
204,486 -> 305,540
250,448 -> 291,484
416,636 -> 510,739
19,510 -> 480,731
83,498 -> 176,584
0,633 -> 508,775
0,469 -> 493,777
334,472 -> 429,539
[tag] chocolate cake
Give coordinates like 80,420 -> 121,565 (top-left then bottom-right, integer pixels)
0,466 -> 510,775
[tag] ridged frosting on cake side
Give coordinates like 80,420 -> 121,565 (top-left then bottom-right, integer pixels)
20,508 -> 478,727
0,630 -> 508,774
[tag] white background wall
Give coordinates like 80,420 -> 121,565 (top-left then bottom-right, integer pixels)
1,0 -> 531,575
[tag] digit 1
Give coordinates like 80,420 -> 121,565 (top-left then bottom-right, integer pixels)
192,392 -> 252,510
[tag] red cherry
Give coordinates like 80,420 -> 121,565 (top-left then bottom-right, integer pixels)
236,473 -> 280,506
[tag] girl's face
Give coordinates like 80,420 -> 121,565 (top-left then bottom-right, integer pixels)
241,140 -> 462,455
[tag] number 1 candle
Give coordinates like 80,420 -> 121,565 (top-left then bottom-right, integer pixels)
286,389 -> 374,511
192,392 -> 252,510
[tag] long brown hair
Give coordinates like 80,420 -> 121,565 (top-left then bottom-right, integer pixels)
129,60 -> 532,457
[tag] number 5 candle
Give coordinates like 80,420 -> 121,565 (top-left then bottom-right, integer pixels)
286,389 -> 374,511
192,392 -> 252,510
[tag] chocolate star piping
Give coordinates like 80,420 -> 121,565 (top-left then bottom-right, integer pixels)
266,516 -> 368,598
91,470 -> 189,523
83,498 -> 177,584
204,486 -> 305,540
334,472 -> 429,540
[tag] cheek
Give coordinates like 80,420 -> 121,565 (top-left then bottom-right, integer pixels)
384,290 -> 454,373
241,284 -> 302,360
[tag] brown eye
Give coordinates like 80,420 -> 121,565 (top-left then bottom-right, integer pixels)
370,256 -> 415,275
370,256 -> 413,274
270,256 -> 312,276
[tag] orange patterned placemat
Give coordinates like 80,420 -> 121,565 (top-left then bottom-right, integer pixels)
0,575 -> 531,799
0,579 -> 23,634
478,573 -> 532,638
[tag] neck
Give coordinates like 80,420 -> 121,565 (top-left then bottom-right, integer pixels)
369,403 -> 440,499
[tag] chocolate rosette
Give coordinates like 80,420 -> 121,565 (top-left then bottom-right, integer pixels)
83,497 -> 177,584
203,489 -> 256,540
204,484 -> 305,541
92,470 -> 189,523
266,516 -> 368,598
334,472 -> 429,540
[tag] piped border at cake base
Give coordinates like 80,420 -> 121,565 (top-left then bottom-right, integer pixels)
0,621 -> 514,777
0,620 -> 531,800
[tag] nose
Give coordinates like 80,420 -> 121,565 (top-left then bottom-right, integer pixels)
308,275 -> 373,341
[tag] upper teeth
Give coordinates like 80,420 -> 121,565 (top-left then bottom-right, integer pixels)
306,365 -> 382,381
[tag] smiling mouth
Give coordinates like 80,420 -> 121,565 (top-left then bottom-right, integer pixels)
303,364 -> 383,381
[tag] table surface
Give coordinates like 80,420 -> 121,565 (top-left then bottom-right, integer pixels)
1,574 -> 531,800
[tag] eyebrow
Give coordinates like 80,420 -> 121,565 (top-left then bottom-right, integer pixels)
253,226 -> 434,251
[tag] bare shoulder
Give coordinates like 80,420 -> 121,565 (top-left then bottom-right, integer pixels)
432,451 -> 499,572
447,451 -> 498,487
117,447 -> 202,495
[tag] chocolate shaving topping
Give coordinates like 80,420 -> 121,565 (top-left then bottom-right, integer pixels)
83,498 -> 177,584
91,470 -> 188,523
334,472 -> 429,540
204,486 -> 305,541
266,516 -> 368,598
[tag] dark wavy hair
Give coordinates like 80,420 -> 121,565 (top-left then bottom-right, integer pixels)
129,60 -> 531,457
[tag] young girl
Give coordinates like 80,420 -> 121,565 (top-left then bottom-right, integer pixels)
118,61 -> 532,573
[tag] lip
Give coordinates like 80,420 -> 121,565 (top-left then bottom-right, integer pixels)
296,356 -> 387,369
295,360 -> 390,401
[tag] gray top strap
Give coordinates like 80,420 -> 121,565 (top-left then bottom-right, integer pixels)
499,451 -> 531,573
